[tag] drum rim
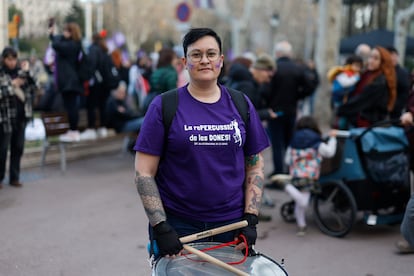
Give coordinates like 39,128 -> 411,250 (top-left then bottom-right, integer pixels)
152,242 -> 288,275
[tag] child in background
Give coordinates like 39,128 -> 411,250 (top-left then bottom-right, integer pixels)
282,116 -> 337,236
327,55 -> 363,129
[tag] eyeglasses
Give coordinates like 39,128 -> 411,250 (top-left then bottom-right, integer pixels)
187,50 -> 220,63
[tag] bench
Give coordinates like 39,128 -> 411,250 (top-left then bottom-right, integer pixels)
40,112 -> 71,173
40,111 -> 137,173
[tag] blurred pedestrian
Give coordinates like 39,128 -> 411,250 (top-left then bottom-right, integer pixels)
396,92 -> 414,254
386,46 -> 410,120
79,33 -> 111,140
226,54 -> 277,120
337,46 -> 397,128
142,48 -> 178,113
134,27 -> 270,257
105,81 -> 142,133
355,43 -> 371,71
263,40 -> 318,177
48,22 -> 84,142
0,47 -> 37,188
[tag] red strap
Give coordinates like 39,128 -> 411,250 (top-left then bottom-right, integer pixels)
182,235 -> 249,265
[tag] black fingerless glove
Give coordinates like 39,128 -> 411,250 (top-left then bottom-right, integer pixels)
237,213 -> 258,256
153,221 -> 183,256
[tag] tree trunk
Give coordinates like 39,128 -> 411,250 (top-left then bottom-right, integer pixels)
314,0 -> 342,129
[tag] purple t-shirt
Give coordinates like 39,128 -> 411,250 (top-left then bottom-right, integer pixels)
134,84 -> 269,222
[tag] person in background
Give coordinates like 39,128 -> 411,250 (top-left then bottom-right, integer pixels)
327,55 -> 363,129
277,116 -> 337,236
386,46 -> 410,120
48,22 -> 84,142
105,81 -> 142,134
225,54 -> 278,220
80,33 -> 111,140
134,28 -> 270,257
337,46 -> 397,128
128,57 -> 149,114
263,40 -> 318,178
111,48 -> 130,87
355,43 -> 371,71
142,48 -> 178,114
226,54 -> 278,121
0,47 -> 37,188
395,90 -> 414,254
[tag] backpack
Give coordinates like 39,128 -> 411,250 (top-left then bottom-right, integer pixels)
161,87 -> 250,135
77,48 -> 94,82
98,53 -> 121,90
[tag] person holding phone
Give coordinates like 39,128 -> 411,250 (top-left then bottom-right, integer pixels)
0,47 -> 36,188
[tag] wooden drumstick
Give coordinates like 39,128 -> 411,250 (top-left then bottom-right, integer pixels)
183,244 -> 250,276
180,220 -> 248,244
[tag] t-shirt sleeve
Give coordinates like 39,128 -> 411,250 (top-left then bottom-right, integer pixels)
243,96 -> 270,156
133,95 -> 165,155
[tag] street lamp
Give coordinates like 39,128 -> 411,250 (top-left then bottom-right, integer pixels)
269,13 -> 280,53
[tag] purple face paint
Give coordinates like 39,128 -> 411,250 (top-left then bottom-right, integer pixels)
187,63 -> 195,70
214,62 -> 221,69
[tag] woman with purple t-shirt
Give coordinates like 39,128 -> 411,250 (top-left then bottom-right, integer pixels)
134,28 -> 270,258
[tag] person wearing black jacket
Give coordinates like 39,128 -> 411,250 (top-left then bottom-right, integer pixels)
105,81 -> 142,133
264,41 -> 318,176
48,22 -> 84,142
0,47 -> 36,188
386,46 -> 410,120
226,54 -> 277,121
80,33 -> 111,140
337,46 -> 397,128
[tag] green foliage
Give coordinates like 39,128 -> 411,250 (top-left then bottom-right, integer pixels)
64,0 -> 85,34
16,37 -> 49,58
8,4 -> 24,26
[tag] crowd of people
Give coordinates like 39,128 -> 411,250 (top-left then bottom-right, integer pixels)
1,22 -> 414,257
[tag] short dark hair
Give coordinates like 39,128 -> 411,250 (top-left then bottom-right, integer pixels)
295,116 -> 321,135
182,28 -> 222,57
386,46 -> 398,54
1,46 -> 17,59
345,54 -> 363,66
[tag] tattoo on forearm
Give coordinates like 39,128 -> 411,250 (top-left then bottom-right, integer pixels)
246,154 -> 259,167
246,188 -> 261,213
245,153 -> 265,213
135,172 -> 166,226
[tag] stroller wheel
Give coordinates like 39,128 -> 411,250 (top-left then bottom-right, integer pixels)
313,180 -> 357,237
280,201 -> 296,223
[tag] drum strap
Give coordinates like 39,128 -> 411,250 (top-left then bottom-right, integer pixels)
182,234 -> 249,265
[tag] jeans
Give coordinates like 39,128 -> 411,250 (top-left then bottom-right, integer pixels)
0,128 -> 11,183
62,92 -> 80,130
0,120 -> 25,183
401,194 -> 414,247
121,117 -> 145,133
85,84 -> 110,128
266,114 -> 296,174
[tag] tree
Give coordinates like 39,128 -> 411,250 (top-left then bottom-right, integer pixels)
65,0 -> 85,34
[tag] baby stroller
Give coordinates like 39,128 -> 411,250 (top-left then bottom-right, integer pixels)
279,120 -> 411,237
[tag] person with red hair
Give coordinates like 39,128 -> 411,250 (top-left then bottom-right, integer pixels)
337,46 -> 397,128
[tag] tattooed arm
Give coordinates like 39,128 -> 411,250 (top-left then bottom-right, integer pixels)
134,151 -> 165,226
244,152 -> 265,215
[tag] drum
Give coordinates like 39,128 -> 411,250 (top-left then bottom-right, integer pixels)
152,242 -> 288,276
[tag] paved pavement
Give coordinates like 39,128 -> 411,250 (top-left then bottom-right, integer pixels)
0,148 -> 413,276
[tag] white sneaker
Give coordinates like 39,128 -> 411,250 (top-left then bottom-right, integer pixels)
59,130 -> 81,142
97,127 -> 108,138
79,128 -> 97,140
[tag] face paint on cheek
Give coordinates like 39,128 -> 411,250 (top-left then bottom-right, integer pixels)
214,62 -> 221,69
187,63 -> 195,70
